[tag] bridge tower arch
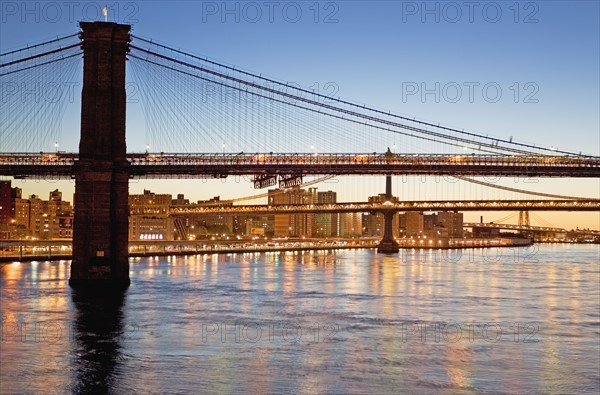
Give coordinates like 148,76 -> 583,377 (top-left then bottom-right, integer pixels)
518,211 -> 530,228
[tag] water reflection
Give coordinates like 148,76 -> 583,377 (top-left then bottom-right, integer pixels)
1,245 -> 599,393
70,289 -> 127,394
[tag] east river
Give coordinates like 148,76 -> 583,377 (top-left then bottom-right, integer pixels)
1,244 -> 599,394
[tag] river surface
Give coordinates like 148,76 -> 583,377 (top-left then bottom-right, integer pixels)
1,244 -> 599,394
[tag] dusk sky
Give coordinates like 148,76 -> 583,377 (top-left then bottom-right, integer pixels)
1,1 -> 599,229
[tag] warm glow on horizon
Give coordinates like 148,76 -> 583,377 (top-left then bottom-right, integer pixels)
4,177 -> 599,231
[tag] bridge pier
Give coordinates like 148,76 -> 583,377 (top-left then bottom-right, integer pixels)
376,174 -> 400,253
69,22 -> 131,289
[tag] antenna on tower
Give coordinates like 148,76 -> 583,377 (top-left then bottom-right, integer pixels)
102,5 -> 108,22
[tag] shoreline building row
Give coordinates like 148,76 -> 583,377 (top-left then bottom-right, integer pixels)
0,181 -> 73,239
1,182 -> 464,241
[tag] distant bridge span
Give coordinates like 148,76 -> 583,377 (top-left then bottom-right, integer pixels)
160,200 -> 600,216
464,222 -> 600,235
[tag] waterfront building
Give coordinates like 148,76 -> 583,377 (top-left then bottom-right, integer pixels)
399,211 -> 464,238
315,190 -> 338,237
129,189 -> 173,241
269,187 -> 317,237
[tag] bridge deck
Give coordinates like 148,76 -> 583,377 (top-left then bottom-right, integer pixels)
157,200 -> 600,216
1,152 -> 599,178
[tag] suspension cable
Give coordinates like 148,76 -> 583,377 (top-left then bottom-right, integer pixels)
128,52 -> 510,155
131,34 -> 595,158
129,45 -> 543,156
0,52 -> 82,77
454,175 -> 600,200
0,32 -> 79,57
0,43 -> 81,69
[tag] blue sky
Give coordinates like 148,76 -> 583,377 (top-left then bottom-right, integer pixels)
1,1 -> 599,229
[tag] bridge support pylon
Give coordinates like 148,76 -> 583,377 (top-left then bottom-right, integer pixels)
69,22 -> 131,289
376,174 -> 400,254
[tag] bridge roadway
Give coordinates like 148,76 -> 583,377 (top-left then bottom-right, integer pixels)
1,152 -> 600,178
154,199 -> 600,216
463,222 -> 600,235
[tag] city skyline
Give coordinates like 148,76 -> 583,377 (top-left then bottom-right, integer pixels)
3,181 -> 598,233
1,1 -> 598,229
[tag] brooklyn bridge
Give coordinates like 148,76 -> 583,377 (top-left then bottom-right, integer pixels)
1,22 -> 598,288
